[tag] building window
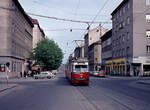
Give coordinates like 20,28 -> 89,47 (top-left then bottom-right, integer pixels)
123,21 -> 126,27
127,32 -> 130,40
121,49 -> 123,57
127,17 -> 130,25
127,2 -> 130,9
122,34 -> 125,42
95,58 -> 98,61
119,23 -> 123,29
120,9 -> 122,16
126,47 -> 130,57
146,0 -> 150,5
123,49 -> 125,56
146,45 -> 150,53
146,31 -> 150,38
123,6 -> 126,13
146,15 -> 150,22
95,48 -> 98,52
119,36 -> 121,44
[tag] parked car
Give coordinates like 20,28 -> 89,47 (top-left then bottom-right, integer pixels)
91,70 -> 105,77
34,71 -> 55,79
93,71 -> 99,76
97,70 -> 105,77
51,70 -> 58,75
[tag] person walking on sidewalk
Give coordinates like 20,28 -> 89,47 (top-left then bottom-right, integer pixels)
24,71 -> 27,78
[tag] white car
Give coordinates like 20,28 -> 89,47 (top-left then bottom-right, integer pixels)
93,71 -> 99,76
34,71 -> 55,79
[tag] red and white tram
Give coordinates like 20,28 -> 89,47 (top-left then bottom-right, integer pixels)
65,58 -> 89,85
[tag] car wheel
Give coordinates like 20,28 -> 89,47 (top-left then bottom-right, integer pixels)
47,76 -> 51,79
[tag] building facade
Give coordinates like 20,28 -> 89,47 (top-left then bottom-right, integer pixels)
111,0 -> 150,76
88,41 -> 102,71
84,25 -> 108,71
74,44 -> 84,59
32,19 -> 45,49
101,29 -> 112,74
0,0 -> 33,78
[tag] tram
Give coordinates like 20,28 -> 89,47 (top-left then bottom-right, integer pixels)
65,58 -> 89,85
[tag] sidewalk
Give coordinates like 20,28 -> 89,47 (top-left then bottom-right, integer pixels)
0,84 -> 17,92
138,78 -> 150,85
0,78 -> 18,93
106,75 -> 150,85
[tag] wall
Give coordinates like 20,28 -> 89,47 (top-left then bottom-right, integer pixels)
0,0 -> 33,78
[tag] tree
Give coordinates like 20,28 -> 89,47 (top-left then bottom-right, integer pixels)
30,38 -> 63,71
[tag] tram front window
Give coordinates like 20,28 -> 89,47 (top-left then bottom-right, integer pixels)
74,65 -> 88,72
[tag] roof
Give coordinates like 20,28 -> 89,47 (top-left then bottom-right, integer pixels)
111,0 -> 129,16
88,40 -> 101,48
101,29 -> 112,41
12,0 -> 34,27
32,19 -> 39,25
32,19 -> 45,37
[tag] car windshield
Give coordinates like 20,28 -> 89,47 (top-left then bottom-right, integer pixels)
41,73 -> 48,75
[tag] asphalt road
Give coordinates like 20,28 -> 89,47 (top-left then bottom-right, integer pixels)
0,73 -> 150,110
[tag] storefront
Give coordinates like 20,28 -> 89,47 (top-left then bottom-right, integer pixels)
104,57 -> 150,76
105,60 -> 112,75
131,57 -> 150,76
105,58 -> 126,75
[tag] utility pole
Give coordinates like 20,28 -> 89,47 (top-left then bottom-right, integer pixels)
99,23 -> 102,37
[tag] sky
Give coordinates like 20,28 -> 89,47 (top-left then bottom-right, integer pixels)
19,0 -> 123,63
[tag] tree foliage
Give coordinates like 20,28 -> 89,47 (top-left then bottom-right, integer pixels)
30,38 -> 63,70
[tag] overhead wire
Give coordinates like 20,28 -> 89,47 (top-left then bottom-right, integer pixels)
43,28 -> 87,32
89,0 -> 111,26
80,0 -> 111,39
28,12 -> 111,24
32,0 -> 110,17
71,0 -> 83,47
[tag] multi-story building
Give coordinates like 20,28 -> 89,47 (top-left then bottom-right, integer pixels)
84,25 -> 108,71
0,0 -> 33,77
74,44 -> 84,59
111,0 -> 150,76
32,19 -> 45,49
101,29 -> 112,74
88,41 -> 102,71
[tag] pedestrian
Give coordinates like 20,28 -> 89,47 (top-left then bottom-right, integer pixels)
24,71 -> 27,78
20,72 -> 22,78
37,68 -> 40,74
17,72 -> 20,79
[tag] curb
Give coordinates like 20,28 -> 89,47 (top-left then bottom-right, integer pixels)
0,85 -> 18,93
138,81 -> 150,85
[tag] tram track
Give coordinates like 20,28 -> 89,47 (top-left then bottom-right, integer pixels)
75,86 -> 102,110
74,80 -> 135,110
